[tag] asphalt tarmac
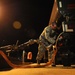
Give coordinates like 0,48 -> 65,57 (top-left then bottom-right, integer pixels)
0,64 -> 75,75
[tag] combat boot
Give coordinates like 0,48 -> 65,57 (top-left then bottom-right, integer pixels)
37,60 -> 40,65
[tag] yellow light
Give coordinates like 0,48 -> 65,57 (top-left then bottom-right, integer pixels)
0,3 -> 5,22
13,21 -> 22,29
0,3 -> 2,20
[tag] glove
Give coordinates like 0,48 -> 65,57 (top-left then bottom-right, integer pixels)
58,36 -> 63,41
46,44 -> 53,51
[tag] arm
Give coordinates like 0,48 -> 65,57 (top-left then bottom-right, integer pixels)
44,26 -> 56,44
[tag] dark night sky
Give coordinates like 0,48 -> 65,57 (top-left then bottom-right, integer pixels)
0,0 -> 54,45
0,0 -> 75,63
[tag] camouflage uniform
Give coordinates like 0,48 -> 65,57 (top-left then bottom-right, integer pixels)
36,25 -> 57,63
